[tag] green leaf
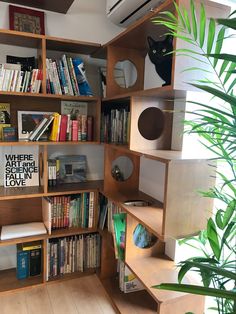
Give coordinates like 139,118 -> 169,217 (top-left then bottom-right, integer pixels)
207,18 -> 216,54
174,1 -> 186,29
190,0 -> 197,40
152,283 -> 236,300
207,53 -> 236,63
221,222 -> 236,253
222,200 -> 235,228
207,218 -> 220,260
183,7 -> 191,34
190,83 -> 236,106
213,26 -> 226,67
178,263 -> 192,283
219,60 -> 230,77
199,3 -> 206,48
217,18 -> 236,30
224,62 -> 236,84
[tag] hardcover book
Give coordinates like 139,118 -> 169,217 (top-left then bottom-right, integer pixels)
0,102 -> 11,141
61,101 -> 87,119
16,248 -> 29,279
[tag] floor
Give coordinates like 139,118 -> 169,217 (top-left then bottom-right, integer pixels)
0,275 -> 117,314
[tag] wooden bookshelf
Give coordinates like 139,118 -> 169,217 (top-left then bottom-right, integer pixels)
49,227 -> 97,239
47,180 -> 103,196
0,233 -> 47,247
101,276 -> 158,314
0,186 -> 45,200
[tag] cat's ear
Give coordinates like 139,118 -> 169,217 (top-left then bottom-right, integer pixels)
165,35 -> 173,44
147,36 -> 156,47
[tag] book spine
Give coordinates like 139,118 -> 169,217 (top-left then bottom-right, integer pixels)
17,249 -> 29,279
72,120 -> 78,141
87,116 -> 93,141
59,114 -> 68,142
67,56 -> 80,96
88,191 -> 94,228
29,248 -> 41,276
61,54 -> 74,96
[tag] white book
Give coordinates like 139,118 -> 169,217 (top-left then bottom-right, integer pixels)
3,145 -> 39,188
2,69 -> 11,91
0,222 -> 47,240
88,191 -> 94,228
62,54 -> 74,95
0,66 -> 5,90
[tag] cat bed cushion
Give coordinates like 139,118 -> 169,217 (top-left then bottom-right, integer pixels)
0,222 -> 47,240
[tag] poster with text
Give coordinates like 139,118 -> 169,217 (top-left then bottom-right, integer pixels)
3,146 -> 39,188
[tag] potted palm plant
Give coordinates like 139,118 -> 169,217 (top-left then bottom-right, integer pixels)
151,1 -> 236,313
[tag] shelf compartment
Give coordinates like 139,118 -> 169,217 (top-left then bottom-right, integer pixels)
46,36 -> 101,54
101,276 -> 157,314
121,203 -> 164,239
49,227 -> 97,239
0,268 -> 43,293
46,180 -> 103,196
0,186 -> 44,200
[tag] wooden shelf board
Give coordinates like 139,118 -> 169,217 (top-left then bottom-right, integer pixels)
47,180 -> 103,196
0,90 -> 99,101
121,204 -> 164,239
0,140 -> 101,147
0,268 -> 43,293
0,186 -> 44,200
1,0 -> 75,14
0,232 -> 46,247
102,85 -> 187,101
126,256 -> 192,304
136,149 -> 214,162
100,276 -> 157,314
0,28 -> 43,48
49,227 -> 97,239
46,36 -> 101,54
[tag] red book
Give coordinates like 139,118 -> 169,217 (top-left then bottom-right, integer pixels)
59,114 -> 68,141
87,116 -> 93,141
72,120 -> 78,141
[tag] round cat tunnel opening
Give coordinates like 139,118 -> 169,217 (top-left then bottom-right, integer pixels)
138,107 -> 165,140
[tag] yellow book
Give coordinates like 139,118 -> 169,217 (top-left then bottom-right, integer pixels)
49,112 -> 60,141
21,241 -> 42,251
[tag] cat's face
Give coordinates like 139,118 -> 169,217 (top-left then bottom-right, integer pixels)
147,35 -> 173,64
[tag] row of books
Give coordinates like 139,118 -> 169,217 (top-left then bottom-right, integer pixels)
16,241 -> 42,280
46,56 -> 93,96
47,234 -> 100,278
101,108 -> 130,144
47,155 -> 87,186
42,192 -> 95,231
0,63 -> 42,93
28,112 -> 93,142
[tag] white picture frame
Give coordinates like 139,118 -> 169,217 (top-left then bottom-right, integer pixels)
17,110 -> 54,140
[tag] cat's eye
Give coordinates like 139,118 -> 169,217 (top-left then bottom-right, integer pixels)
162,48 -> 167,53
152,49 -> 156,54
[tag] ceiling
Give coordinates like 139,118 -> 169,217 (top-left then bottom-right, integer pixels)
1,0 -> 75,14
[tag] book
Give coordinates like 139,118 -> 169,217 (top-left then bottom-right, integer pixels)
113,213 -> 126,261
16,247 -> 29,279
72,57 -> 93,96
0,102 -> 11,141
0,222 -> 47,240
57,155 -> 87,184
2,126 -> 17,141
3,146 -> 39,188
28,115 -> 54,141
6,55 -> 36,72
61,101 -> 87,119
29,248 -> 41,276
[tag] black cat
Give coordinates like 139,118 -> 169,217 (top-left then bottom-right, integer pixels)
147,35 -> 173,86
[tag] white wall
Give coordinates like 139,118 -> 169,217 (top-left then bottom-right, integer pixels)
0,0 -> 123,44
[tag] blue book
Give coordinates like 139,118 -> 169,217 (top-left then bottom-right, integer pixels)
72,57 -> 93,96
58,60 -> 68,94
17,250 -> 29,279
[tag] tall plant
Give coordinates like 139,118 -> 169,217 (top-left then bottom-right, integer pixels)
151,1 -> 236,313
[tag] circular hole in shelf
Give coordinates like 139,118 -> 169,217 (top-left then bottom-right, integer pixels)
111,156 -> 134,182
114,60 -> 137,88
133,223 -> 157,249
138,107 -> 165,140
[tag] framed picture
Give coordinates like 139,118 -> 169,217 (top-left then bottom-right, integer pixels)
9,5 -> 45,35
17,111 -> 54,140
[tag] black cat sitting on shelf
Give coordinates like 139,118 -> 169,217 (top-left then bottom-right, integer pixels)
147,35 -> 173,86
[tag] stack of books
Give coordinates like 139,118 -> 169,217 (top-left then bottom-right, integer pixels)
46,55 -> 93,96
28,112 -> 93,142
0,63 -> 42,93
101,107 -> 130,144
17,241 -> 42,279
47,233 -> 100,278
42,192 -> 95,230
